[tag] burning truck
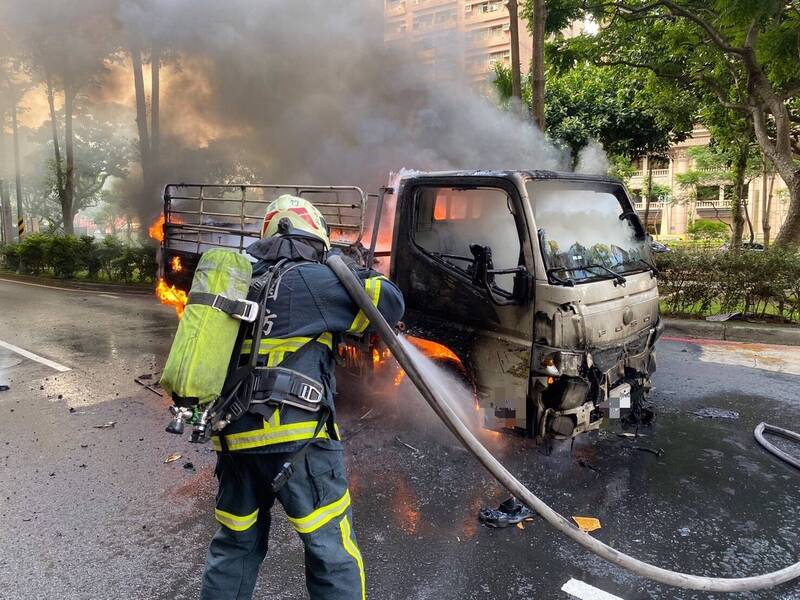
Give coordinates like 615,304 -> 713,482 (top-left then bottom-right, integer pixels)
154,171 -> 662,441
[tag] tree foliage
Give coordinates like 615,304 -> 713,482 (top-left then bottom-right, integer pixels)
554,0 -> 800,246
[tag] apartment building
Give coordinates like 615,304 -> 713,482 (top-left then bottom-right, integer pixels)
384,0 -> 531,86
627,126 -> 791,240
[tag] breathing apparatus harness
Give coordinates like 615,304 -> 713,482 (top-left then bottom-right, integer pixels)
189,232 -> 339,492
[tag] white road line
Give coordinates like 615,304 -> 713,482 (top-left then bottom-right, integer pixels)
0,277 -> 91,294
562,578 -> 624,600
98,293 -> 120,299
0,339 -> 71,372
0,277 -> 140,297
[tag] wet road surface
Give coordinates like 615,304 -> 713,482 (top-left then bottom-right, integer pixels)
0,277 -> 798,600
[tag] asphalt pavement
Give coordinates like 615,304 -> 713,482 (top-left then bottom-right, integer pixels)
0,277 -> 799,600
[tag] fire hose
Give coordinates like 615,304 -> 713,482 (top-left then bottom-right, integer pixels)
754,422 -> 800,471
326,254 -> 800,593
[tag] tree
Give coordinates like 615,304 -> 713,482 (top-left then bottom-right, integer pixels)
27,109 -> 132,231
2,0 -> 116,234
506,0 -> 523,111
562,1 -> 800,246
129,37 -> 161,235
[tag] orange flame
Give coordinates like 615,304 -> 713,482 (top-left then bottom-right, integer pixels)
148,214 -> 165,242
156,278 -> 188,317
170,256 -> 183,272
406,336 -> 462,366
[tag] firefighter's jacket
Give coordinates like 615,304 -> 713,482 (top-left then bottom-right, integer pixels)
211,241 -> 405,454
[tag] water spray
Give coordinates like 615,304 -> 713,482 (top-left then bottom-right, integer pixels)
326,254 -> 800,593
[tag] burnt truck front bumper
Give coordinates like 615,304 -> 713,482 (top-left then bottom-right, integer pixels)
531,319 -> 662,438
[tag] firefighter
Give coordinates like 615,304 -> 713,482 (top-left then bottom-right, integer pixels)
200,195 -> 404,600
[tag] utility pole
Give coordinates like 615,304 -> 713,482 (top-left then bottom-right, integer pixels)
9,82 -> 24,240
506,0 -> 523,115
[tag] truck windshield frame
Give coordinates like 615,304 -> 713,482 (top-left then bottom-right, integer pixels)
526,178 -> 653,286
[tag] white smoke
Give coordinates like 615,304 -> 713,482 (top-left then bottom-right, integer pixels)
575,139 -> 610,175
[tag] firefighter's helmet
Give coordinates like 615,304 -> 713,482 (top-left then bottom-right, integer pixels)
261,194 -> 330,249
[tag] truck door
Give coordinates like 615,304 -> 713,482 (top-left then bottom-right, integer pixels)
391,176 -> 535,433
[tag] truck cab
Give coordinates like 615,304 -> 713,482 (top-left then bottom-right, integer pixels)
389,170 -> 661,439
157,170 -> 661,441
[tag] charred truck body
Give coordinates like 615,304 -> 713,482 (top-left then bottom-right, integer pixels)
158,171 -> 661,441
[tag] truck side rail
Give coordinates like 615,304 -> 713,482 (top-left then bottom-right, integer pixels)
163,183 -> 367,256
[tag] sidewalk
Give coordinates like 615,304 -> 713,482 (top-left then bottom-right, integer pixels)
663,317 -> 800,347
0,270 -> 153,296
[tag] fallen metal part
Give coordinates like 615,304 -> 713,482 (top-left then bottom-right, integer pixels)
395,436 -> 422,455
479,497 -> 535,528
693,407 -> 740,420
164,453 -> 181,463
624,445 -> 665,458
754,422 -> 800,471
327,253 -> 800,592
358,408 -> 374,421
134,374 -> 164,397
93,421 -> 116,429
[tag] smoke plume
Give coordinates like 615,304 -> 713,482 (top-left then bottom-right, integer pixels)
2,0 -> 568,221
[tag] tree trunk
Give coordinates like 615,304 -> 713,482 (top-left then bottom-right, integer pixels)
642,157 -> 653,234
530,0 -> 546,129
0,180 -> 14,245
9,82 -> 23,240
761,159 -> 772,248
150,44 -> 160,177
131,40 -> 153,235
506,0 -> 522,114
750,105 -> 800,247
727,144 -> 748,248
45,72 -> 67,212
742,188 -> 754,243
63,77 -> 75,235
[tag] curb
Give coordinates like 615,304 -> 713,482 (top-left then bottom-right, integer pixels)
663,317 -> 800,347
0,271 -> 154,296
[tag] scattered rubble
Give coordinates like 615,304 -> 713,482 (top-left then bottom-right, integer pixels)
164,453 -> 182,464
693,408 -> 740,420
93,421 -> 116,429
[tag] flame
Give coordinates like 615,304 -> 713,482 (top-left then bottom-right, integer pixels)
149,214 -> 165,242
156,278 -> 188,317
170,256 -> 183,272
394,369 -> 406,386
405,336 -> 462,366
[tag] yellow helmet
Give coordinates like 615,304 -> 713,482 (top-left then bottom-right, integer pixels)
261,194 -> 330,249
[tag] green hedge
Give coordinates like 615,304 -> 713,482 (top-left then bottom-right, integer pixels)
0,234 -> 156,284
655,247 -> 800,323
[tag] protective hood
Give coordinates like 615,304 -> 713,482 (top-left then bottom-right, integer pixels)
247,235 -> 322,266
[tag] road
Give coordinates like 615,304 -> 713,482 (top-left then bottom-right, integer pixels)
0,277 -> 798,600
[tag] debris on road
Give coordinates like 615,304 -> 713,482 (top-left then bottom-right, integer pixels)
572,516 -> 602,533
183,462 -> 194,470
0,384 -> 9,392
93,421 -> 116,429
706,311 -> 741,322
624,445 -> 665,458
693,408 -> 740,420
577,459 -> 601,473
479,497 -> 535,529
134,372 -> 164,397
395,436 -> 422,456
616,432 -> 646,439
164,453 -> 182,463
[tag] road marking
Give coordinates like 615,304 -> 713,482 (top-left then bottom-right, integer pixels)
0,277 -> 143,297
98,293 -> 120,299
561,578 -> 624,600
0,339 -> 71,372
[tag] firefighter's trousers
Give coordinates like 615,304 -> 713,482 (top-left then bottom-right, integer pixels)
200,441 -> 365,600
